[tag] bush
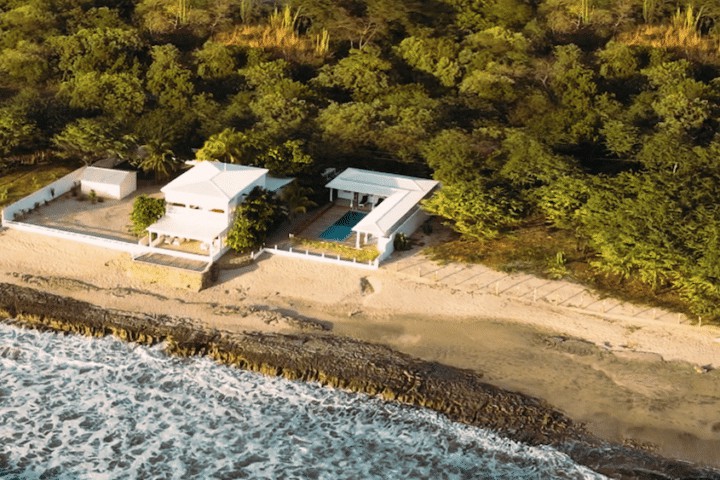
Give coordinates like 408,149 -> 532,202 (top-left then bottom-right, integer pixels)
226,187 -> 285,251
130,195 -> 165,237
393,232 -> 411,251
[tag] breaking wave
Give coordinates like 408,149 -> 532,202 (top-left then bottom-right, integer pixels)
0,324 -> 606,479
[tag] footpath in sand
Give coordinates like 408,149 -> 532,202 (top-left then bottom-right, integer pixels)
1,225 -> 720,468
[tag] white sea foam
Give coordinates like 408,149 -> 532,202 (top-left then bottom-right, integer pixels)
0,323 -> 608,479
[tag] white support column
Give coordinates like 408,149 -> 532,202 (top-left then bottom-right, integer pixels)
329,188 -> 333,202
356,231 -> 360,249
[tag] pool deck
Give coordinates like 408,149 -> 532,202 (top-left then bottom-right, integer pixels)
296,204 -> 362,243
318,210 -> 366,241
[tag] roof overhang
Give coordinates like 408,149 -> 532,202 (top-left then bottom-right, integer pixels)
147,211 -> 228,243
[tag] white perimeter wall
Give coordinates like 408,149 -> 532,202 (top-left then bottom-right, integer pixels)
1,166 -> 87,223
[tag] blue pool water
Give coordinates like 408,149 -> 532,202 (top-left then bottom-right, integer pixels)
319,211 -> 366,241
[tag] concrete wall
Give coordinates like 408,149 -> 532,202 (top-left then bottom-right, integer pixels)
1,167 -> 86,224
128,260 -> 214,291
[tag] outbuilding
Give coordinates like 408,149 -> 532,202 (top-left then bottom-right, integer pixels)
325,168 -> 439,261
81,167 -> 137,200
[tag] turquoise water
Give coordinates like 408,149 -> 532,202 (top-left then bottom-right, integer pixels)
0,324 -> 608,479
319,211 -> 367,242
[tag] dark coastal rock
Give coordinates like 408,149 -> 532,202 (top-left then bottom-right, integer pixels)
0,282 -> 718,480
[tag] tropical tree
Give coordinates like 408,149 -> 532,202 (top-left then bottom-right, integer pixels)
312,45 -> 394,100
194,40 -> 237,80
196,128 -> 252,163
257,139 -> 313,176
133,138 -> 178,181
226,186 -> 285,250
52,117 -> 136,163
146,44 -> 196,111
130,195 -> 165,237
280,181 -> 316,219
57,72 -> 145,121
0,106 -> 38,155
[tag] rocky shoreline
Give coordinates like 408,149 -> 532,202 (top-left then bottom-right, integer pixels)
1,282 -> 717,479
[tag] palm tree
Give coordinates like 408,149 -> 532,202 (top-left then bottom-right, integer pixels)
281,181 -> 316,219
196,128 -> 249,164
135,138 -> 177,181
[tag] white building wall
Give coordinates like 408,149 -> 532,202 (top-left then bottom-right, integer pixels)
376,208 -> 429,262
121,172 -> 137,199
81,172 -> 137,200
336,190 -> 353,200
81,181 -> 119,199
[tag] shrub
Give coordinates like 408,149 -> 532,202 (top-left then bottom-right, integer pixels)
130,195 -> 165,237
227,187 -> 285,251
393,232 -> 411,251
545,251 -> 568,279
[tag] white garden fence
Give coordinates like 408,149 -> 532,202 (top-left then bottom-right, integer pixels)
263,245 -> 379,270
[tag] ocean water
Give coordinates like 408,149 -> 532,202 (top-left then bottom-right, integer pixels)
0,324 -> 607,479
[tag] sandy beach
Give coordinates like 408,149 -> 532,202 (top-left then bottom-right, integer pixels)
1,225 -> 719,468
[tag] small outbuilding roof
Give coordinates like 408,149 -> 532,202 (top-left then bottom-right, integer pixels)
82,166 -> 134,185
326,168 -> 439,237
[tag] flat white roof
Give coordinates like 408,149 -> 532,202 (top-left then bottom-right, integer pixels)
265,176 -> 294,192
326,168 -> 439,237
162,161 -> 268,202
147,209 -> 228,243
82,167 -> 134,185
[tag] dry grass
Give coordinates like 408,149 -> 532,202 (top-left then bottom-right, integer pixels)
427,221 -> 582,273
618,20 -> 719,63
426,220 -> 693,317
216,6 -> 329,63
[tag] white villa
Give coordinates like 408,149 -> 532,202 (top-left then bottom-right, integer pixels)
145,161 -> 292,261
325,168 -> 439,261
1,160 -> 438,279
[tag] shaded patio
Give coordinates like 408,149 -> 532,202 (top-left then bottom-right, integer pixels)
146,207 -> 229,259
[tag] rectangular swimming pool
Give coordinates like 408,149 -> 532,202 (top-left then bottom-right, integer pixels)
318,211 -> 367,242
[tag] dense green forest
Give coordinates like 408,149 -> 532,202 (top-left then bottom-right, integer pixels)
1,0 -> 719,319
